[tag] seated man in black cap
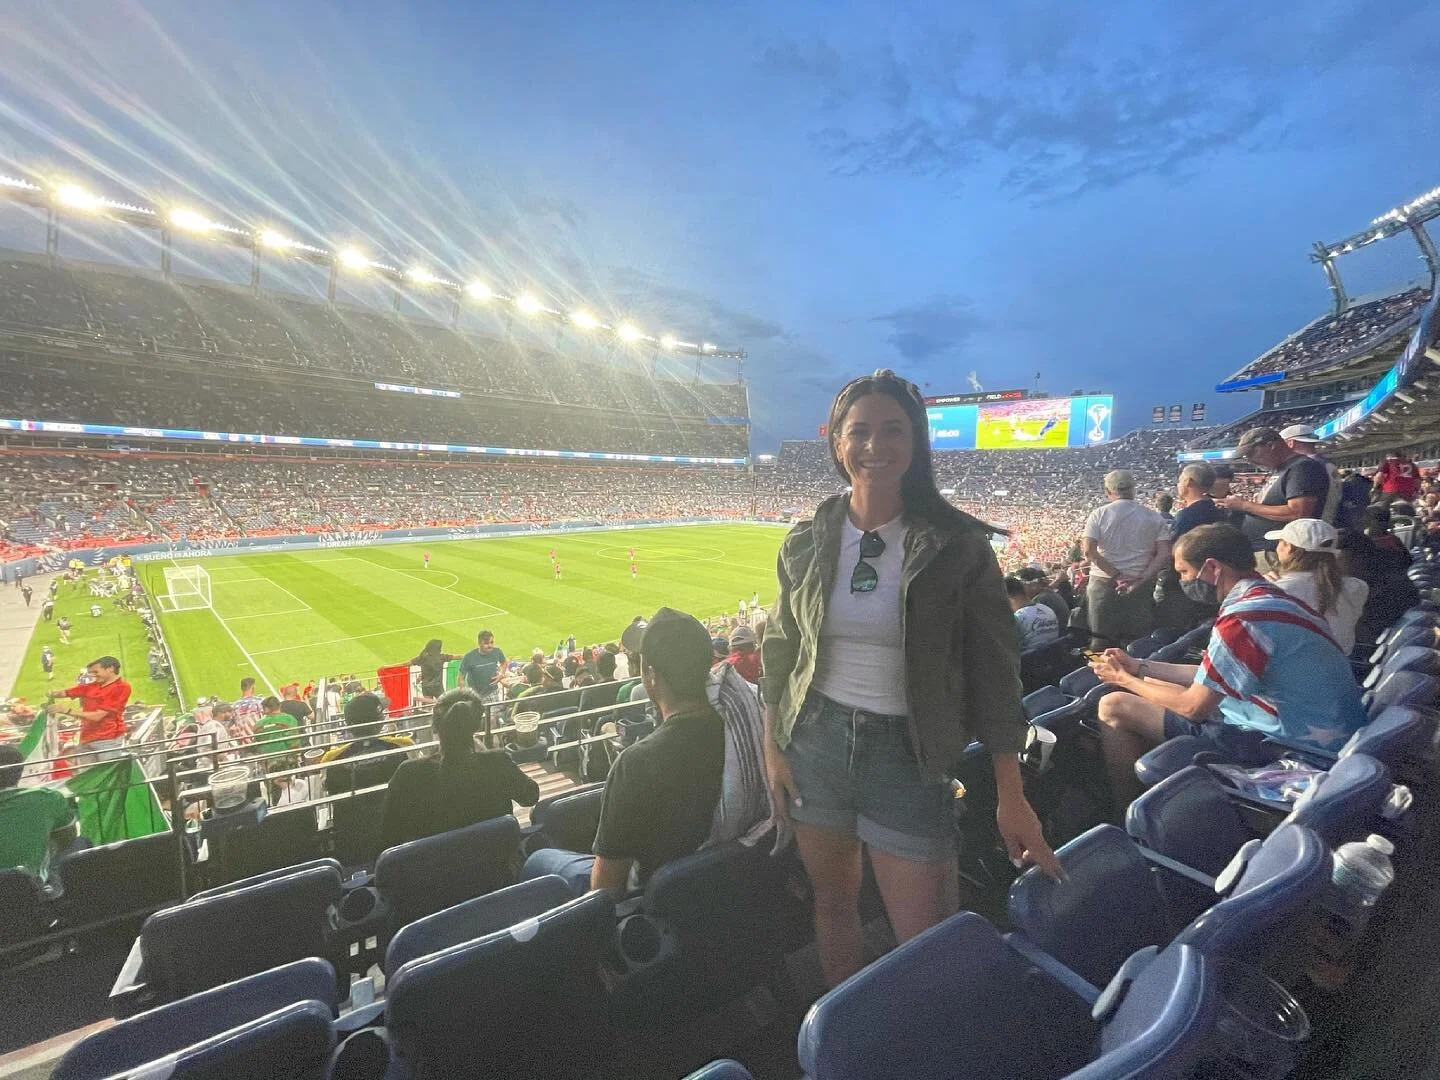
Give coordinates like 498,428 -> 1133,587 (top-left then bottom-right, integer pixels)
521,607 -> 725,894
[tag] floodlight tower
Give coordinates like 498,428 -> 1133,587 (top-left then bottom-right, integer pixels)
1311,185 -> 1440,314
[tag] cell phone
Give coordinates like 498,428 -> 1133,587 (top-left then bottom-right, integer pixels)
1083,650 -> 1104,662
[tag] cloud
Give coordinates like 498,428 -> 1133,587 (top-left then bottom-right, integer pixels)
870,294 -> 986,361
752,3 -> 1432,201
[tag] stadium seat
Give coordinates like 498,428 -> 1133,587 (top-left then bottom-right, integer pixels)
373,814 -> 520,942
60,831 -> 184,939
138,860 -> 344,1002
684,1062 -> 756,1080
1134,735 -> 1230,788
1127,756 -> 1392,877
1362,645 -> 1440,688
0,869 -> 56,965
796,909 -> 1218,1080
1340,705 -> 1433,772
383,883 -> 616,1080
54,958 -> 336,1080
1363,670 -> 1440,712
330,789 -> 389,868
1369,624 -> 1440,663
1149,621 -> 1214,663
611,841 -> 793,1021
218,805 -> 325,882
1008,822 -> 1328,990
524,785 -> 604,854
92,1001 -> 336,1080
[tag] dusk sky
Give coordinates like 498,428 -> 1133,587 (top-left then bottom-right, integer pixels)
0,0 -> 1437,449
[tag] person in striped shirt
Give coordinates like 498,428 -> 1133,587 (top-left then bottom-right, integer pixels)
1091,523 -> 1365,814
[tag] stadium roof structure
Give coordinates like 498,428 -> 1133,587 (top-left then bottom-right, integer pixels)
0,171 -> 745,362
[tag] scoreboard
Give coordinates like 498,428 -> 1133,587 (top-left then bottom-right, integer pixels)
924,394 -> 1113,450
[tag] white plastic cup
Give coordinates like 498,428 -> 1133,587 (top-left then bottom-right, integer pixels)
209,765 -> 250,810
513,711 -> 541,748
1027,725 -> 1058,772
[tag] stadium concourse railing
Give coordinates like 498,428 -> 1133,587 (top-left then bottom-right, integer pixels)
1,680 -> 635,960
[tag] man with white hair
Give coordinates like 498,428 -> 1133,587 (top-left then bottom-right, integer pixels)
1280,424 -> 1340,524
1081,469 -> 1171,651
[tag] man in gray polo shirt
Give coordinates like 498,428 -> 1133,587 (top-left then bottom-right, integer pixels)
1081,469 -> 1170,651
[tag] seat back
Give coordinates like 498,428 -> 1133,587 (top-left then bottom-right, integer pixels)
0,869 -> 52,957
1364,670 -> 1440,713
62,831 -> 183,935
1342,704 -> 1432,766
530,787 -> 604,853
1287,754 -> 1391,845
684,1062 -> 755,1080
1059,665 -> 1101,698
329,788 -> 388,867
116,1001 -> 335,1080
385,874 -> 577,975
189,858 -> 342,903
374,814 -> 519,934
1023,684 -> 1074,723
1179,823 -> 1329,961
222,805 -> 324,882
386,890 -> 616,1080
797,912 -> 1091,1080
140,863 -> 343,1000
53,958 -> 336,1080
1070,944 -> 1217,1080
1126,766 -> 1252,878
1008,825 -> 1173,989
1371,624 -> 1440,659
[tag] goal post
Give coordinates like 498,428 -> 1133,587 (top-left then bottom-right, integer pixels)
161,565 -> 212,612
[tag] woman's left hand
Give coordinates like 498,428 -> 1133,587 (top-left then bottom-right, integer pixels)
996,794 -> 1065,882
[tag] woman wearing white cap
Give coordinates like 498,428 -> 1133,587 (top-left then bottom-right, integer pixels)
1265,518 -> 1369,654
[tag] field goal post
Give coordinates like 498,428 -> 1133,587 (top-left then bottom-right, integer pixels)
161,565 -> 212,612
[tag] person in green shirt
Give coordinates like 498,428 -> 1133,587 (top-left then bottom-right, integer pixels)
255,696 -> 300,758
0,744 -> 78,882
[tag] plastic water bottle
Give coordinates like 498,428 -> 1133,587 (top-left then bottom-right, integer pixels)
1328,834 -> 1395,930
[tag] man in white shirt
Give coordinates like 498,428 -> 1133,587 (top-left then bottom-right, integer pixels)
1006,577 -> 1060,651
1082,469 -> 1171,651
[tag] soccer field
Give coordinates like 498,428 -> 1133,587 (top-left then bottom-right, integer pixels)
134,524 -> 786,703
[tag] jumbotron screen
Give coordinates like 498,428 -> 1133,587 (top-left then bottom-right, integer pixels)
924,394 -> 1113,450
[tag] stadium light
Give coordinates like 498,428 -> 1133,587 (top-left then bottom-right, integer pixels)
258,229 -> 293,250
617,322 -> 642,341
55,184 -> 100,212
570,309 -> 599,329
701,342 -> 716,354
466,280 -> 492,301
169,208 -> 212,233
338,246 -> 370,271
660,334 -> 677,350
406,266 -> 436,285
516,293 -> 543,315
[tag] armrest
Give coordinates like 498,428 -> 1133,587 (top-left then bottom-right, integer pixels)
1003,933 -> 1102,1006
1135,846 -> 1217,891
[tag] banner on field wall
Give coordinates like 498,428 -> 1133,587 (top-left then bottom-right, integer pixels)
1,518 -> 781,578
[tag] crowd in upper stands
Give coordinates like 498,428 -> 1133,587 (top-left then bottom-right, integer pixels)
1220,284 -> 1430,383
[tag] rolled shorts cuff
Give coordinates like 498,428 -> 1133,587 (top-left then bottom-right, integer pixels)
788,799 -> 954,864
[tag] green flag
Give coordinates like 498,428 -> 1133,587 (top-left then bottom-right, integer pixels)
63,757 -> 169,845
16,709 -> 48,759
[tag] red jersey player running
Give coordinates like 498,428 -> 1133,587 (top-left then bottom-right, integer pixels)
47,655 -> 132,763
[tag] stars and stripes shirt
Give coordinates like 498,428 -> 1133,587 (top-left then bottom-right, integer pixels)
1194,578 -> 1366,752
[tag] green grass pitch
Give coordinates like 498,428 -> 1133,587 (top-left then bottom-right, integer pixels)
108,524 -> 786,704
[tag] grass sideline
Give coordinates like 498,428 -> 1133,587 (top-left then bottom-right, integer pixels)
117,524 -> 785,703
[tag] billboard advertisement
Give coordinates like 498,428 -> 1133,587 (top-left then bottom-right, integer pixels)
926,394 -> 1112,451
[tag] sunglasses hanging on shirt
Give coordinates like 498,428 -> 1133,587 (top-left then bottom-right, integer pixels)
850,530 -> 886,593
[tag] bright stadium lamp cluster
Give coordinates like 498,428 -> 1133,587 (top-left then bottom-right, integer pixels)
0,170 -> 745,360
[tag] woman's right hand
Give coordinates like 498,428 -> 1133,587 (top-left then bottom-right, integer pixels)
764,740 -> 799,823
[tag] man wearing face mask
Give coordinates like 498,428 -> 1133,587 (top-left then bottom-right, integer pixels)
1090,523 -> 1365,814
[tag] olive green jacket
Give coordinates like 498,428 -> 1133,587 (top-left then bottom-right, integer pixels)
759,494 -> 1029,781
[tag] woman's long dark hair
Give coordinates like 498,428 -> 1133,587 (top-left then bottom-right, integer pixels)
432,687 -> 483,766
418,639 -> 443,662
827,369 -> 1005,536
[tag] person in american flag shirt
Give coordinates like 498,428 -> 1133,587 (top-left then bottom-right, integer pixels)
1089,523 -> 1366,814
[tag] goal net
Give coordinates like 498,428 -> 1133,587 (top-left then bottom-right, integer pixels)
160,565 -> 212,612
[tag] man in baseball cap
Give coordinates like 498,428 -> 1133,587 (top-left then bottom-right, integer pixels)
1279,425 -> 1340,524
1223,427 -> 1331,549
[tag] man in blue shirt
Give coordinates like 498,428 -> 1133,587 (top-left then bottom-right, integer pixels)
458,629 -> 507,704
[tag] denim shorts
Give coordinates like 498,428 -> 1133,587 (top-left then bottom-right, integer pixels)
1161,710 -> 1270,764
783,690 -> 954,864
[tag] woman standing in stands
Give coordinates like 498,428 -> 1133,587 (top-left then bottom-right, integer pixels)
761,369 -> 1061,988
379,687 -> 539,850
409,639 -> 458,702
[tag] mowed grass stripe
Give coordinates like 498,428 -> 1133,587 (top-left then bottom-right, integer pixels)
137,526 -> 784,703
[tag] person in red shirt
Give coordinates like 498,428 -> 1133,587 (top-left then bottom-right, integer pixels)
1375,451 -> 1421,500
724,626 -> 762,684
47,655 -> 132,764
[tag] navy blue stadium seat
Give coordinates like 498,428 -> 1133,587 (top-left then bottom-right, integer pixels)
373,814 -> 520,942
525,785 -> 604,854
139,861 -> 343,1002
1149,621 -> 1214,663
1362,646 -> 1440,689
101,1001 -> 335,1080
221,804 -> 325,882
797,909 -> 1216,1080
60,831 -> 183,937
1370,624 -> 1440,663
1008,822 -> 1328,990
612,840 -> 793,1021
1134,735 -> 1221,788
384,884 -> 616,1080
1023,683 -> 1074,723
1363,670 -> 1440,713
1287,754 -> 1393,843
0,868 -> 55,964
1340,705 -> 1432,769
330,788 -> 389,868
54,958 -> 336,1080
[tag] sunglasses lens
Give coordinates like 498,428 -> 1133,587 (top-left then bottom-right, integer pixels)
850,562 -> 879,594
859,531 -> 886,558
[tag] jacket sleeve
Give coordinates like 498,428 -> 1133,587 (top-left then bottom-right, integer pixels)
759,529 -> 803,706
959,534 -> 1029,755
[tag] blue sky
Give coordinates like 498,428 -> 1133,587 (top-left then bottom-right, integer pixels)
0,0 -> 1437,449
